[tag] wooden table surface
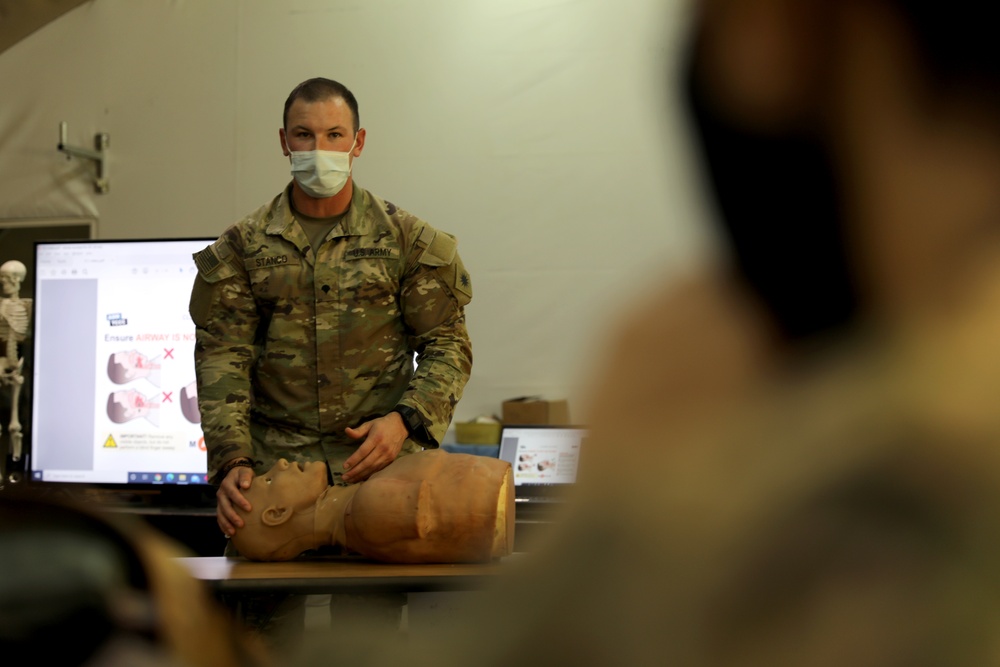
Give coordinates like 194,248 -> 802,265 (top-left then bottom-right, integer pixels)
177,555 -> 519,595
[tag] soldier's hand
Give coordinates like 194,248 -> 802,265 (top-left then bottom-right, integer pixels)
342,413 -> 407,483
217,465 -> 254,537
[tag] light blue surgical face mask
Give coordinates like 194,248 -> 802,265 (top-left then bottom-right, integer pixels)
288,136 -> 357,198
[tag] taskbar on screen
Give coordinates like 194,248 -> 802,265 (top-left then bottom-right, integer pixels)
31,470 -> 211,485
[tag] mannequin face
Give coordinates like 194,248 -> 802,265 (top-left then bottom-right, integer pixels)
245,459 -> 329,525
231,458 -> 330,560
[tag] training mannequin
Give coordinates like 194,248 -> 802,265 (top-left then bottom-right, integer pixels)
230,449 -> 514,563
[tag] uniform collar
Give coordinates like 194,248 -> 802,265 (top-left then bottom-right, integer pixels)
267,182 -> 374,239
335,183 -> 375,238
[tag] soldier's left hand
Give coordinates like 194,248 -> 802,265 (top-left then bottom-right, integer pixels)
342,412 -> 407,483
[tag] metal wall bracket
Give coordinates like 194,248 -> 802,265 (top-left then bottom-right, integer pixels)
57,121 -> 110,194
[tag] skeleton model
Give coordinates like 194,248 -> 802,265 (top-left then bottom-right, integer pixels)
0,260 -> 31,462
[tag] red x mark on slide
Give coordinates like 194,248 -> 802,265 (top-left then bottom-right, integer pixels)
162,391 -> 173,403
164,348 -> 174,359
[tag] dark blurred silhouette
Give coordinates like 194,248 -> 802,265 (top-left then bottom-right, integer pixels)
345,1 -> 1000,665
0,488 -> 267,666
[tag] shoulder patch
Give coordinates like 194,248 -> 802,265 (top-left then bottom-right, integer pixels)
193,237 -> 237,282
453,262 -> 473,302
193,247 -> 220,275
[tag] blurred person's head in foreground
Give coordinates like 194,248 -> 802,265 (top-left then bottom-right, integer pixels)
356,2 -> 1000,667
687,0 -> 1000,346
0,489 -> 266,667
579,0 -> 1000,490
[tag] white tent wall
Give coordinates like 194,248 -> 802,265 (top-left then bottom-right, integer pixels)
0,0 -> 720,431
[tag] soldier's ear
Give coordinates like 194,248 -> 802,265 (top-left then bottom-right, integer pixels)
352,128 -> 366,158
279,128 -> 290,157
261,504 -> 292,526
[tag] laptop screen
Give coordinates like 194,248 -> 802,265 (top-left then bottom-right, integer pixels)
498,426 -> 587,500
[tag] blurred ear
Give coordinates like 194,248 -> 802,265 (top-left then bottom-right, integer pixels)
261,505 -> 292,526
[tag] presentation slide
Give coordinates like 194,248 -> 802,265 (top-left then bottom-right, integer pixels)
30,239 -> 212,485
508,429 -> 582,486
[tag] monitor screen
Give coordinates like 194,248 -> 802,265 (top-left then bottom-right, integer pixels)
498,426 -> 586,489
28,237 -> 214,488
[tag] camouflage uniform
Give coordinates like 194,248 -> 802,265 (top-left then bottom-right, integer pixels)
189,183 -> 473,484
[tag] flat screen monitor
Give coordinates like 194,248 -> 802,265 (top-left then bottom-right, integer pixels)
28,237 -> 214,492
497,425 -> 587,503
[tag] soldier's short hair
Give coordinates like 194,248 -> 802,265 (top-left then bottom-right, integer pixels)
283,78 -> 360,133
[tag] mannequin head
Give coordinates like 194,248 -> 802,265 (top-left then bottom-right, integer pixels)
231,458 -> 332,561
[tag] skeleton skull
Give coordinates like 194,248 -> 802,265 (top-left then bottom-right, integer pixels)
0,260 -> 26,298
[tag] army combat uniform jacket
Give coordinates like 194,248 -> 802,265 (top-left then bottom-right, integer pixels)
189,184 -> 473,483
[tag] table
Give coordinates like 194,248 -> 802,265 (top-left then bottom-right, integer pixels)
177,555 -> 517,596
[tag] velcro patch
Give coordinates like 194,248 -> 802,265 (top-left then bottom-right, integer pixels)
193,247 -> 220,275
193,237 -> 235,276
192,237 -> 237,283
418,231 -> 457,267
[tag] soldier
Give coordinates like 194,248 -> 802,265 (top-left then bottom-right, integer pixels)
189,77 -> 473,646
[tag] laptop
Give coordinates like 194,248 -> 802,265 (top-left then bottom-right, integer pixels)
497,425 -> 587,504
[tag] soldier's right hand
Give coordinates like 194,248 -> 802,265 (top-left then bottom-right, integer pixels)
217,465 -> 254,537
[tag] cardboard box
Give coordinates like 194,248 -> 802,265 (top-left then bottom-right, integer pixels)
454,421 -> 502,445
501,396 -> 571,426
